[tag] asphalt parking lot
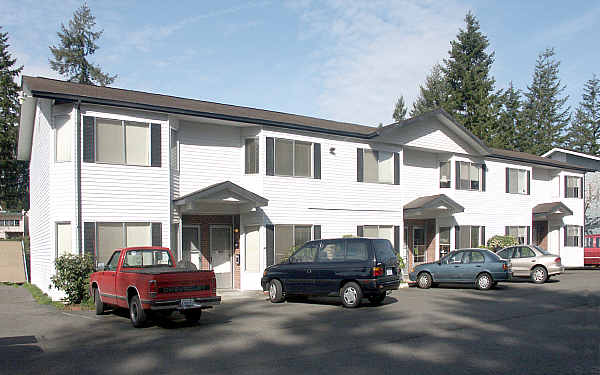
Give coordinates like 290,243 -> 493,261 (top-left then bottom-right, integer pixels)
1,270 -> 599,375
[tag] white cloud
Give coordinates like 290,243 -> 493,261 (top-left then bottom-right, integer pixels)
288,0 -> 467,126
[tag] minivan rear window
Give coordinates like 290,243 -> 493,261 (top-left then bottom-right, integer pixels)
373,239 -> 397,261
345,239 -> 370,261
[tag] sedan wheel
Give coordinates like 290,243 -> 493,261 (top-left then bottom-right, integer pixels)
417,272 -> 432,289
476,273 -> 492,290
531,266 -> 548,284
268,279 -> 285,303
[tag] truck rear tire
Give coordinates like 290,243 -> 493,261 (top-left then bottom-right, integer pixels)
94,288 -> 105,315
129,295 -> 147,328
183,309 -> 202,324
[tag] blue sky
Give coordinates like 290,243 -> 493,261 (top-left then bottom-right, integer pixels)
2,0 -> 599,127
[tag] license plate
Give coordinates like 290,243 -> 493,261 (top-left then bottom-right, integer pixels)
180,298 -> 194,307
386,268 -> 393,276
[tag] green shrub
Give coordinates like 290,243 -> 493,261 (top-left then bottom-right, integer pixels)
486,235 -> 519,252
50,254 -> 95,304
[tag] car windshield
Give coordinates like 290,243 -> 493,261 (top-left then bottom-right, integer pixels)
373,239 -> 396,261
122,249 -> 172,268
532,245 -> 551,255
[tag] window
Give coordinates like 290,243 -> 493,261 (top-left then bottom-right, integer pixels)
290,242 -> 318,263
245,138 -> 259,174
96,222 -> 152,265
105,251 -> 121,271
274,138 -> 311,177
363,150 -> 394,184
317,240 -> 345,262
507,168 -> 529,194
456,161 -> 482,191
346,239 -> 370,261
170,128 -> 179,170
565,225 -> 582,247
274,224 -> 314,264
363,225 -> 394,244
122,249 -> 172,268
597,237 -> 600,248
126,223 -> 151,247
56,223 -> 72,257
444,251 -> 464,264
440,161 -> 451,188
55,115 -> 72,162
506,226 -> 528,244
497,248 -> 513,259
439,227 -> 451,258
373,239 -> 396,261
463,251 -> 485,264
95,117 -> 152,166
455,225 -> 484,249
566,176 -> 582,198
515,246 -> 535,258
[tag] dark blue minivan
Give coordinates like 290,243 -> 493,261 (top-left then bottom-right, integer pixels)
261,237 -> 401,308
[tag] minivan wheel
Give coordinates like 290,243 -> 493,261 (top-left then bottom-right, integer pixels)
268,279 -> 285,303
368,292 -> 386,305
417,272 -> 432,289
531,266 -> 548,284
341,282 -> 362,308
476,273 -> 493,290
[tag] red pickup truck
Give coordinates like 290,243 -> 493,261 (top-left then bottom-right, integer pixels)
89,247 -> 221,327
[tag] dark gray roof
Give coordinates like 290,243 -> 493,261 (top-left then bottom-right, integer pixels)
404,194 -> 464,212
532,202 -> 573,216
22,76 -> 377,138
173,181 -> 268,207
490,148 -> 592,172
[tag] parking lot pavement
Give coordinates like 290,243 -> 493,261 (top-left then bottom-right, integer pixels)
1,270 -> 599,375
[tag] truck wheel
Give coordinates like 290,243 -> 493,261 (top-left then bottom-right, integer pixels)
268,279 -> 285,303
183,309 -> 202,324
94,288 -> 105,315
129,295 -> 147,328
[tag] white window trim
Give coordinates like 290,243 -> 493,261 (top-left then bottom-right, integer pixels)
93,116 -> 153,167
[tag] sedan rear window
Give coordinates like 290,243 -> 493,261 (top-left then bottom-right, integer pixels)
373,239 -> 396,261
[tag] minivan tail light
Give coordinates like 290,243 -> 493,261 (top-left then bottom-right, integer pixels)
372,267 -> 384,277
148,280 -> 158,298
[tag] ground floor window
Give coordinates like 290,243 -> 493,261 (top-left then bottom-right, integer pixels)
506,226 -> 528,244
56,222 -> 72,257
96,222 -> 152,264
439,226 -> 451,258
245,226 -> 260,272
412,226 -> 426,263
565,225 -> 583,247
455,225 -> 485,249
274,224 -> 313,264
363,225 -> 394,243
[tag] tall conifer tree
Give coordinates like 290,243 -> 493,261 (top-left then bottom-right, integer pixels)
392,96 -> 408,122
490,83 -> 522,150
521,48 -> 570,155
49,3 -> 116,86
566,75 -> 600,155
410,63 -> 449,117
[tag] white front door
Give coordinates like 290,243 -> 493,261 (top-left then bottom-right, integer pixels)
210,225 -> 233,289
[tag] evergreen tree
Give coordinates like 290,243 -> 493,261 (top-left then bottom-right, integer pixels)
566,75 -> 600,155
0,27 -> 28,210
441,11 -> 497,145
49,3 -> 116,86
392,96 -> 408,122
489,83 -> 521,150
521,48 -> 570,155
410,63 -> 449,117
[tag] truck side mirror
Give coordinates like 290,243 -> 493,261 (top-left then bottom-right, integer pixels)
96,262 -> 105,271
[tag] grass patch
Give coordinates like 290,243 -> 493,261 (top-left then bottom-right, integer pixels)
20,283 -> 93,310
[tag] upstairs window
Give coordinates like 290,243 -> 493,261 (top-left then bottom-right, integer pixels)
506,168 -> 529,194
357,149 -> 398,184
55,115 -> 72,162
245,138 -> 259,174
565,176 -> 583,198
456,161 -> 483,191
274,139 -> 311,177
170,128 -> 179,170
439,161 -> 451,188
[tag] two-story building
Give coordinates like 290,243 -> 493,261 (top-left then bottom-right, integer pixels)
0,208 -> 26,239
17,77 -> 590,299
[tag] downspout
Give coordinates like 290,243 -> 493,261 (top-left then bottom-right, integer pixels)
75,100 -> 82,254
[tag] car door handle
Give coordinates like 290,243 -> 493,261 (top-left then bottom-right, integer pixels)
531,260 -> 536,262
454,265 -> 460,267
475,265 -> 481,268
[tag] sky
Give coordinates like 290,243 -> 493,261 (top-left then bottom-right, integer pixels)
2,0 -> 599,127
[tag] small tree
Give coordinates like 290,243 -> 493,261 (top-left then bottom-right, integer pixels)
49,3 -> 116,86
392,96 -> 408,122
50,254 -> 95,304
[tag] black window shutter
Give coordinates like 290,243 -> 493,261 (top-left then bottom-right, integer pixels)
394,153 -> 400,185
151,124 -> 161,167
152,223 -> 162,246
564,175 -> 568,197
455,226 -> 460,249
313,225 -> 321,240
266,137 -> 274,176
481,164 -> 486,191
394,225 -> 400,252
455,161 -> 460,189
266,225 -> 274,266
505,226 -> 509,236
481,226 -> 486,247
580,226 -> 584,247
580,177 -> 584,198
527,170 -> 531,195
357,226 -> 364,237
564,226 -> 568,247
82,116 -> 95,163
83,222 -> 96,261
526,226 -> 530,244
313,143 -> 321,179
506,168 -> 510,193
357,149 -> 364,182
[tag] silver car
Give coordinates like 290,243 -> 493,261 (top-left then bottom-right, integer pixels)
496,245 -> 564,284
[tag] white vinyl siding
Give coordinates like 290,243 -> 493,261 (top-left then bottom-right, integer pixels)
54,115 -> 71,162
56,223 -> 72,257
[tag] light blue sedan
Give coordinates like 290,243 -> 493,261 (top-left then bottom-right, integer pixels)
409,248 -> 511,290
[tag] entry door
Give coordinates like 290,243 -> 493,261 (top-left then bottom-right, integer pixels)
182,226 -> 201,269
210,225 -> 233,289
413,226 -> 426,265
533,221 -> 548,250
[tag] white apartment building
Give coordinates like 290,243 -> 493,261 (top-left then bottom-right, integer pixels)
17,77 -> 589,299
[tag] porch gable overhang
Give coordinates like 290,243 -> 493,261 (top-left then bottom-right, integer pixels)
173,181 -> 268,211
532,202 -> 573,219
403,194 -> 464,218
